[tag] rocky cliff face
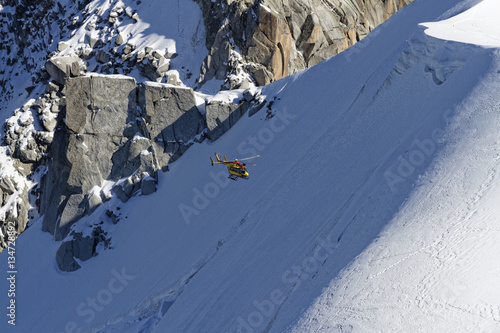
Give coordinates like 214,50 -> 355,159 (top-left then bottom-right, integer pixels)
197,0 -> 412,86
39,75 -> 209,241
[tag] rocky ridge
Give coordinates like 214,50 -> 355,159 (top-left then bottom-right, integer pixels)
196,0 -> 413,86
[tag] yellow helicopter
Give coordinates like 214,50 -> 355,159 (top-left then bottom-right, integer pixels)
210,153 -> 260,180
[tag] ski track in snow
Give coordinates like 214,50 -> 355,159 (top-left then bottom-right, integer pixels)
288,52 -> 500,332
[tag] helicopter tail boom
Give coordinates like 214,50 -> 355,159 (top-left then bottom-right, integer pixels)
211,153 -> 225,166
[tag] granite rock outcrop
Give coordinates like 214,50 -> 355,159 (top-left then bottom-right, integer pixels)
197,0 -> 412,86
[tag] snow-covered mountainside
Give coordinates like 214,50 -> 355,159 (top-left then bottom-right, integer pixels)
0,0 -> 412,252
2,0 -> 500,332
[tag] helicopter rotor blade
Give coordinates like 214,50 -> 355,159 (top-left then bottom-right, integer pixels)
238,155 -> 260,161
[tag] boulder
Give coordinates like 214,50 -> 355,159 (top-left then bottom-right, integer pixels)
57,41 -> 69,51
56,241 -> 81,272
40,110 -> 57,132
45,56 -> 82,85
56,228 -> 110,272
45,81 -> 61,94
71,232 -> 95,261
141,175 -> 157,195
166,71 -> 180,86
51,102 -> 61,113
11,124 -> 45,163
156,57 -> 170,74
123,43 -> 135,55
0,176 -> 16,195
17,142 -> 43,163
137,59 -> 163,82
115,33 -> 125,46
248,63 -> 274,87
85,33 -> 100,48
136,49 -> 146,62
95,50 -> 110,63
112,175 -> 141,203
112,183 -> 132,203
137,149 -> 158,177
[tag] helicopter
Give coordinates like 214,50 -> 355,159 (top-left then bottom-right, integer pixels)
210,153 -> 260,180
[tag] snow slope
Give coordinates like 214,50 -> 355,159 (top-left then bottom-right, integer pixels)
2,0 -> 500,332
